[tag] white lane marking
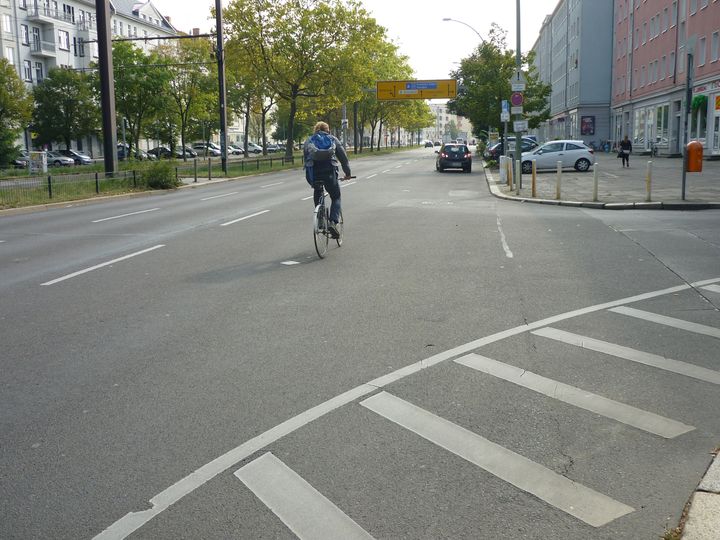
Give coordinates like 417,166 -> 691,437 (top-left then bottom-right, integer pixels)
220,210 -> 270,227
343,181 -> 357,187
235,453 -> 375,540
261,182 -> 284,188
91,208 -> 159,223
609,306 -> 720,339
93,384 -> 377,540
496,216 -> 514,258
455,354 -> 694,438
603,173 -> 619,178
94,276 -> 720,538
366,174 -> 377,179
41,245 -> 165,286
394,165 -> 402,169
301,195 -> 314,201
381,169 -> 392,174
201,192 -> 239,201
281,261 -> 300,266
0,240 -> 5,243
361,392 -> 634,527
701,284 -> 720,294
532,327 -> 720,385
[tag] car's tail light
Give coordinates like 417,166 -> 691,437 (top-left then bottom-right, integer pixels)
465,153 -> 472,158
441,152 -> 448,158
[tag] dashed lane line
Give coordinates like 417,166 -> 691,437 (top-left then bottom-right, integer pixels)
91,208 -> 160,223
219,210 -> 270,227
201,192 -> 239,201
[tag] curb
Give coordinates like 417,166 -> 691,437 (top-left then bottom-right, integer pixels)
482,166 -> 720,210
682,453 -> 720,539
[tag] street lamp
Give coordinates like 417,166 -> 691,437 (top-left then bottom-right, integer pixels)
441,18 -> 486,44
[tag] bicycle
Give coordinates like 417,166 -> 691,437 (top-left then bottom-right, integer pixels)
312,177 -> 354,258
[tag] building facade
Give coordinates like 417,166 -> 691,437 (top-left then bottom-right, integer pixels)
0,0 -> 176,154
531,0 -> 615,147
611,0 -> 720,156
422,103 -> 473,143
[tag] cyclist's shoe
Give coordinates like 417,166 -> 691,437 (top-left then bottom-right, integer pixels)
328,221 -> 340,239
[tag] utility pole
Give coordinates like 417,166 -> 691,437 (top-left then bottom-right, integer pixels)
215,0 -> 228,174
514,0 -> 522,188
682,36 -> 696,201
95,0 -> 118,174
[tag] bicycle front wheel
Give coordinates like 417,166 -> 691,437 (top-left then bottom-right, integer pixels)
314,205 -> 328,258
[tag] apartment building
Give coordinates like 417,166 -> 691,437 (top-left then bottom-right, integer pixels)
422,103 -> 473,143
612,0 -> 720,156
0,0 -> 176,153
531,0 -> 614,146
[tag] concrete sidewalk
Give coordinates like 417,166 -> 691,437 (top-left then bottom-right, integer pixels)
484,152 -> 720,210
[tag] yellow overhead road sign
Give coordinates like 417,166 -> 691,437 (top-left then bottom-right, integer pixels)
376,79 -> 457,100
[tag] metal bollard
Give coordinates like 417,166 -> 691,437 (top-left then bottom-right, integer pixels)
592,163 -> 599,202
208,158 -> 212,181
532,160 -> 537,198
95,172 -> 100,194
556,161 -> 562,200
507,157 -> 514,190
515,160 -> 521,195
194,158 -> 198,183
646,161 -> 652,202
499,156 -> 507,184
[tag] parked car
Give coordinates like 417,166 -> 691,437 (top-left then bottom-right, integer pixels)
246,142 -> 262,154
435,142 -> 472,173
521,140 -> 594,173
13,150 -> 30,168
484,137 -> 538,160
45,151 -> 75,167
192,142 -> 221,157
266,143 -> 280,153
424,140 -> 434,148
58,149 -> 92,165
148,146 -> 183,159
433,141 -> 441,147
227,144 -> 243,155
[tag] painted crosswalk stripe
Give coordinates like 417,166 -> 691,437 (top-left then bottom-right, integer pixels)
532,327 -> 720,385
609,306 -> 720,339
235,453 -> 375,540
361,391 -> 634,527
454,354 -> 693,438
702,284 -> 720,295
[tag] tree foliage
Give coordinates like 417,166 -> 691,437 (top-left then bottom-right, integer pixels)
0,59 -> 32,166
32,67 -> 99,150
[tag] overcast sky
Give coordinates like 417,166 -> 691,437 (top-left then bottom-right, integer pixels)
151,0 -> 560,80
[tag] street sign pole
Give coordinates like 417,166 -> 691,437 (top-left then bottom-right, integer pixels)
514,0 -> 522,189
95,0 -> 118,174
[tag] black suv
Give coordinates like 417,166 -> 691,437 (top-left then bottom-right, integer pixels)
435,143 -> 472,173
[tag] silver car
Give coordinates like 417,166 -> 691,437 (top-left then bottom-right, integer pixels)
46,151 -> 75,167
521,140 -> 594,173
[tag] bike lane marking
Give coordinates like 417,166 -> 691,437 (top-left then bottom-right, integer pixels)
93,276 -> 720,539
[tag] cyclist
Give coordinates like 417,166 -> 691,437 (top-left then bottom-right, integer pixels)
303,121 -> 352,238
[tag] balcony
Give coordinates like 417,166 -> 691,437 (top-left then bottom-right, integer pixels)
27,6 -> 74,25
30,38 -> 56,57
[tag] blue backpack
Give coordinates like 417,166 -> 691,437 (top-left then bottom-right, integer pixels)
306,132 -> 336,182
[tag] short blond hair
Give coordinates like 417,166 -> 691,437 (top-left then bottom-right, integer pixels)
313,121 -> 330,133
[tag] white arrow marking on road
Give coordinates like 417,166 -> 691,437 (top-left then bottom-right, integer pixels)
92,208 -> 160,223
455,353 -> 694,438
235,453 -> 375,540
361,391 -> 634,527
41,245 -> 165,286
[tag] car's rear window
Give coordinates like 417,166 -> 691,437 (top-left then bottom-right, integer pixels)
444,145 -> 467,152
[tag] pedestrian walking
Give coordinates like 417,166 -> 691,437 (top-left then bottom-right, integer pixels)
618,135 -> 632,168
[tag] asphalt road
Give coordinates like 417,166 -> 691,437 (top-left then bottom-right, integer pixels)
1,147 -> 719,539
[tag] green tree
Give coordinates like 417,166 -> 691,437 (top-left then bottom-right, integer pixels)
447,24 -> 550,138
0,59 -> 32,167
32,67 -> 99,150
224,0 -> 388,158
110,41 -> 170,154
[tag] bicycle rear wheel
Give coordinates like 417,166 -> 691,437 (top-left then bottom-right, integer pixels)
314,204 -> 328,258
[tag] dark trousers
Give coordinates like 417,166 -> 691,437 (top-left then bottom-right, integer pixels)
308,172 -> 341,223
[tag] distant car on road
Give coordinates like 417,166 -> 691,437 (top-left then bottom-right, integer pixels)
435,142 -> 472,173
521,140 -> 594,173
46,151 -> 75,167
58,149 -> 92,166
424,141 -> 434,148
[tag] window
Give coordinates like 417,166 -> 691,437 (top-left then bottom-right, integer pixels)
669,51 -> 676,75
23,60 -> 32,82
662,8 -> 669,31
698,36 -> 706,65
671,1 -> 678,25
19,0 -> 27,8
58,30 -> 70,51
701,0 -> 708,6
712,32 -> 719,62
62,4 -> 74,22
35,62 -> 44,82
661,55 -> 667,78
5,46 -> 14,65
690,0 -> 697,12
2,14 -> 11,34
20,25 -> 29,45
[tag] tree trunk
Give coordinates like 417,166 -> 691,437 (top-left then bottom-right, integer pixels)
286,94 -> 297,160
243,95 -> 251,158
